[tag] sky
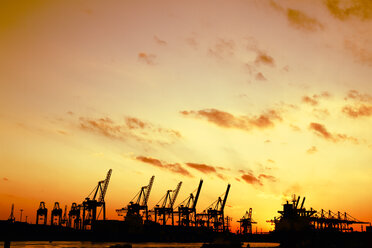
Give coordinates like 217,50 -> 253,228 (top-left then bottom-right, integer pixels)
1,0 -> 372,232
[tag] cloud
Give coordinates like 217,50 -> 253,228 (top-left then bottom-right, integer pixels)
79,116 -> 181,145
136,156 -> 191,177
343,90 -> 372,118
208,39 -> 235,59
302,92 -> 331,106
314,108 -> 330,117
287,8 -> 324,31
290,124 -> 301,132
186,162 -> 216,174
345,90 -> 372,102
217,173 -> 227,180
306,146 -> 318,154
217,166 -> 230,171
309,122 -> 359,144
342,104 -> 372,118
255,51 -> 275,67
344,40 -> 372,67
138,52 -> 157,65
154,36 -> 167,46
282,183 -> 302,201
185,163 -> 229,180
309,122 -> 335,140
57,130 -> 69,135
258,174 -> 277,182
240,169 -> 277,186
180,108 -> 282,131
255,72 -> 267,81
270,1 -> 323,31
3,177 -> 8,181
186,37 -> 199,49
325,0 -> 372,20
242,173 -> 263,186
125,117 -> 146,129
302,96 -> 318,106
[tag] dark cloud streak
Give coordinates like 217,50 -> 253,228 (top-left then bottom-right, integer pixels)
136,156 -> 192,177
180,108 -> 282,131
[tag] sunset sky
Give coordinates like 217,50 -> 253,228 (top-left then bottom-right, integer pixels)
1,0 -> 372,232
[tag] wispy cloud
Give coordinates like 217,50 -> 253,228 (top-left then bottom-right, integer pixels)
255,51 -> 275,67
136,156 -> 192,177
258,174 -> 277,182
345,90 -> 372,102
302,92 -> 331,106
241,173 -> 262,186
325,0 -> 372,20
154,36 -> 167,46
208,39 -> 235,59
290,124 -> 301,132
306,146 -> 318,154
239,169 -> 277,186
185,35 -> 199,49
185,162 -> 216,173
302,96 -> 318,106
79,116 -> 181,145
270,1 -> 323,31
342,104 -> 372,118
3,177 -> 8,181
185,162 -> 230,181
344,40 -> 372,67
255,72 -> 267,81
180,108 -> 282,131
138,52 -> 157,65
309,122 -> 359,144
286,8 -> 324,31
343,90 -> 372,118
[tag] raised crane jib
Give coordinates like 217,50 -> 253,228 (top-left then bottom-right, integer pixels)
143,175 -> 155,206
170,181 -> 182,208
220,184 -> 231,212
99,169 -> 112,202
191,179 -> 203,210
300,197 -> 306,209
295,196 -> 301,209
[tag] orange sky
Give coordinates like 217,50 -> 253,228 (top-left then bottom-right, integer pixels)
1,0 -> 372,232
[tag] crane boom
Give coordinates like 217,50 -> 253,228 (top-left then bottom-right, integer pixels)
192,179 -> 203,210
295,196 -> 300,209
220,184 -> 230,212
99,169 -> 112,202
170,181 -> 182,208
300,197 -> 306,209
143,175 -> 155,206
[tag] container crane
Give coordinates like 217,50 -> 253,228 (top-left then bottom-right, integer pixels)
68,202 -> 81,229
61,205 -> 68,226
238,208 -> 257,234
116,176 -> 155,223
36,201 -> 48,225
51,202 -> 63,225
177,179 -> 203,226
8,204 -> 15,223
82,169 -> 112,230
154,181 -> 182,226
196,184 -> 231,232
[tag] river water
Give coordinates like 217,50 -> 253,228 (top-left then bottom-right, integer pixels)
1,242 -> 280,248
